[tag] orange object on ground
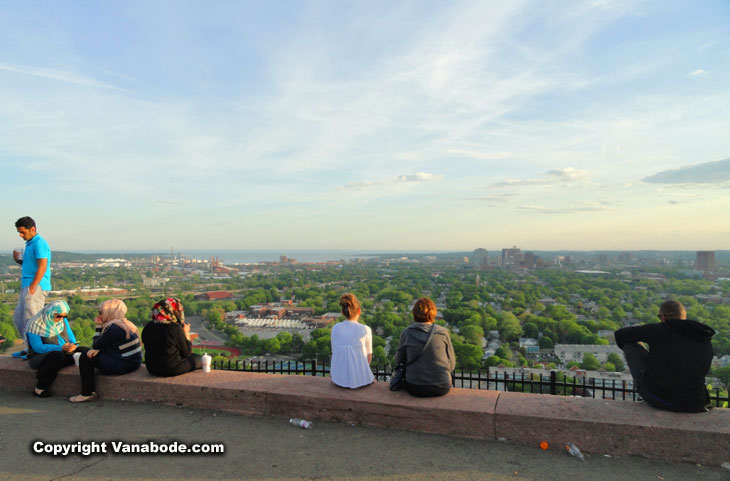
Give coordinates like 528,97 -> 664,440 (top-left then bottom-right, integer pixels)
540,441 -> 549,450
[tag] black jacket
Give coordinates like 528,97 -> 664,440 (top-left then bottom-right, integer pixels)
615,319 -> 715,412
142,322 -> 193,377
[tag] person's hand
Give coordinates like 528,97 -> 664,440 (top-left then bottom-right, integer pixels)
62,343 -> 77,353
87,349 -> 100,358
182,322 -> 192,341
12,251 -> 20,262
29,284 -> 37,295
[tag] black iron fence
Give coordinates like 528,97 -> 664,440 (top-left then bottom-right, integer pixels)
211,359 -> 729,408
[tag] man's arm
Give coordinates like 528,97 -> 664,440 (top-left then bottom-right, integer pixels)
614,323 -> 661,350
28,258 -> 48,295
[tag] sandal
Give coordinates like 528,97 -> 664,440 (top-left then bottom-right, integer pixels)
33,388 -> 52,398
69,393 -> 98,403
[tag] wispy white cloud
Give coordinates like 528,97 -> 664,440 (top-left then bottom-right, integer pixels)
492,168 -> 589,187
397,172 -> 443,183
95,66 -> 140,84
445,149 -> 513,160
467,193 -> 516,206
642,158 -> 730,185
0,62 -> 126,91
342,172 -> 443,191
690,69 -> 708,76
545,168 -> 589,181
518,201 -> 611,214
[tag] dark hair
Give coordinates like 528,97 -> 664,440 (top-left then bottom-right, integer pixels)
412,297 -> 437,323
339,293 -> 361,320
15,216 -> 36,230
659,300 -> 686,320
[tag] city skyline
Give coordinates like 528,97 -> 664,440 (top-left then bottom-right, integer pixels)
1,1 -> 729,251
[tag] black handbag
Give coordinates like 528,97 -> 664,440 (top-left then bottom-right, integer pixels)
389,324 -> 438,391
389,362 -> 407,391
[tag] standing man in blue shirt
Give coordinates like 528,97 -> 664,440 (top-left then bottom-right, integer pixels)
12,216 -> 52,354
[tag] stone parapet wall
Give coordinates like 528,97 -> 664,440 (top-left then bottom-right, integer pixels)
0,356 -> 727,465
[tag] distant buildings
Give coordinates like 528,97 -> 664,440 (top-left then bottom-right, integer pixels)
553,255 -> 571,266
696,251 -> 715,272
471,248 -> 489,267
247,303 -> 315,319
519,337 -> 540,354
519,252 -> 533,268
554,344 -> 623,364
142,275 -> 168,288
228,302 -> 338,329
501,246 -> 522,266
195,291 -> 234,301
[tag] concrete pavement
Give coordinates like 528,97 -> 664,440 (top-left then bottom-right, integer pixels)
0,390 -> 726,481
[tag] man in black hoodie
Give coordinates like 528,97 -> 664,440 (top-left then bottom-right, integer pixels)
615,300 -> 715,412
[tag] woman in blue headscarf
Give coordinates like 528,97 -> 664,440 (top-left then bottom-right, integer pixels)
26,300 -> 87,397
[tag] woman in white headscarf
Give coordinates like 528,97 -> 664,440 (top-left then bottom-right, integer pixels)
26,300 -> 83,398
69,299 -> 142,403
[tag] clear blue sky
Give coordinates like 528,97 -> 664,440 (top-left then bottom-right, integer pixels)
1,0 -> 728,251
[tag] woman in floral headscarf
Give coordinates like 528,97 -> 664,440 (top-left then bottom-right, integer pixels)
69,299 -> 142,403
141,297 -> 202,377
26,300 -> 86,398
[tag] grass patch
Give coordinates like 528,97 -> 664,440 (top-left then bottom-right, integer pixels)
192,347 -> 231,357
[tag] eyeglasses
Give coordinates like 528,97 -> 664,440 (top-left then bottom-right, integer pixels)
54,314 -> 68,319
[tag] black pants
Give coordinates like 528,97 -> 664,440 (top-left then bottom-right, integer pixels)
151,354 -> 203,377
171,354 -> 203,376
622,342 -> 675,409
622,342 -> 649,395
35,347 -> 89,391
79,352 -> 102,396
404,381 -> 450,398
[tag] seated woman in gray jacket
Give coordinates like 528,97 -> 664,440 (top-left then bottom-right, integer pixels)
394,297 -> 456,397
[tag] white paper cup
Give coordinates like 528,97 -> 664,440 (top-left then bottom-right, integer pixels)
202,353 -> 211,373
73,352 -> 81,366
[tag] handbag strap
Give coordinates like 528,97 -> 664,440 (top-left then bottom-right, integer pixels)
404,323 -> 439,367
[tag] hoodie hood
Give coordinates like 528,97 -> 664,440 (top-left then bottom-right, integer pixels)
409,322 -> 435,332
666,318 -> 715,342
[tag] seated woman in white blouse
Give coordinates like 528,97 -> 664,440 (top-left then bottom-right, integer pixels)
330,293 -> 374,389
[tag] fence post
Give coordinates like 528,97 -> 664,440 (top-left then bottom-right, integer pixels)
550,370 -> 557,396
311,359 -> 318,377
